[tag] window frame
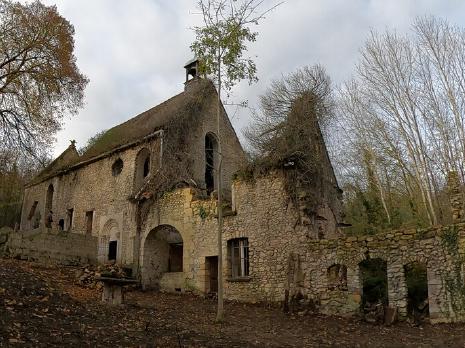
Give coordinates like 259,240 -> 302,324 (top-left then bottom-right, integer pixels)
228,238 -> 250,280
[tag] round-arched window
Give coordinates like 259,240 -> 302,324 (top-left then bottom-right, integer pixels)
112,158 -> 124,176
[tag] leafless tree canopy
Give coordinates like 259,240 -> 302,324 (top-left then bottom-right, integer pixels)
245,65 -> 333,163
336,16 -> 465,230
0,0 -> 88,161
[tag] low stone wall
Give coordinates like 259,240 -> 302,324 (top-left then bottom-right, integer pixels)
303,224 -> 465,323
5,227 -> 97,265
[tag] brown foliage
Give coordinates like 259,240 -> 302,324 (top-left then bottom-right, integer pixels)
0,0 -> 88,160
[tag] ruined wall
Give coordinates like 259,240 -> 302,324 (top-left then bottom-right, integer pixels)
20,139 -> 162,267
139,171 -> 339,298
5,227 -> 97,265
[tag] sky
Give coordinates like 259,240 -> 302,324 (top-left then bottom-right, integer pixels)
40,0 -> 465,157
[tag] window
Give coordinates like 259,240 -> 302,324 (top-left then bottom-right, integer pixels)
143,157 -> 150,177
108,240 -> 117,261
112,158 -> 123,176
28,201 -> 38,220
168,243 -> 183,272
66,208 -> 74,231
228,238 -> 249,278
58,219 -> 64,231
85,211 -> 94,234
46,184 -> 54,211
327,264 -> 348,290
134,148 -> 151,191
205,133 -> 218,194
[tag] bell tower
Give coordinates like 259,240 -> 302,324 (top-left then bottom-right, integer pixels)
184,58 -> 200,90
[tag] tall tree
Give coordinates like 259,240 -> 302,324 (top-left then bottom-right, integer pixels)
191,0 -> 278,321
337,16 -> 465,230
0,0 -> 88,163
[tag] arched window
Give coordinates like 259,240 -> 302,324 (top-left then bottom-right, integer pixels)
112,158 -> 123,176
134,148 -> 151,191
205,133 -> 218,194
45,184 -> 54,212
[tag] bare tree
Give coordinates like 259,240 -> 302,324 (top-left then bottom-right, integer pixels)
0,0 -> 88,162
337,16 -> 465,229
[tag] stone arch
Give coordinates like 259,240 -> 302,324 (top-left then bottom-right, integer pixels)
98,219 -> 120,263
134,147 -> 151,191
141,224 -> 184,290
204,132 -> 218,194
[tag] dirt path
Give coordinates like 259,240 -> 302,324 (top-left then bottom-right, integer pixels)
1,258 -> 465,347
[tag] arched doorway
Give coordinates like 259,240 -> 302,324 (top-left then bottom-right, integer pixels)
142,225 -> 183,290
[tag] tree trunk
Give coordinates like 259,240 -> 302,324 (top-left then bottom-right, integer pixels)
216,58 -> 224,322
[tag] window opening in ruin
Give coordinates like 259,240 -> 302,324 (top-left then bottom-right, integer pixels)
112,158 -> 123,176
205,133 -> 217,194
327,264 -> 348,290
404,262 -> 429,320
228,238 -> 249,278
58,219 -> 64,230
85,211 -> 94,234
143,157 -> 150,178
66,208 -> 74,231
46,184 -> 54,211
108,240 -> 117,261
28,201 -> 38,220
359,258 -> 388,308
168,243 -> 183,272
134,148 -> 151,191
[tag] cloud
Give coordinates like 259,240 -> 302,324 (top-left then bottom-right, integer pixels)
40,0 -> 465,156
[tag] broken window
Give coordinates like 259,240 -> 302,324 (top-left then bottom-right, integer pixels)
108,240 -> 117,261
28,201 -> 38,220
327,264 -> 348,290
66,208 -> 74,231
134,148 -> 151,191
228,238 -> 249,278
205,133 -> 217,194
112,158 -> 123,176
85,211 -> 94,234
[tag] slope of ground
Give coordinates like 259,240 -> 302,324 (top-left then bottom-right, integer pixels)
1,258 -> 465,347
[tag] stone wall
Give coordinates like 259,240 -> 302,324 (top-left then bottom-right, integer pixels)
138,171 -> 465,324
5,226 -> 97,265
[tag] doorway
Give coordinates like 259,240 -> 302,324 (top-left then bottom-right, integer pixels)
206,256 -> 218,294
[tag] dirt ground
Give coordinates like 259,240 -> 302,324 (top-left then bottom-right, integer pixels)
1,258 -> 465,347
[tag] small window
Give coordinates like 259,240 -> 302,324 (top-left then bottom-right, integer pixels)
85,211 -> 94,234
58,219 -> 64,230
112,158 -> 123,176
108,240 -> 117,261
327,264 -> 348,290
228,238 -> 249,278
28,201 -> 38,220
